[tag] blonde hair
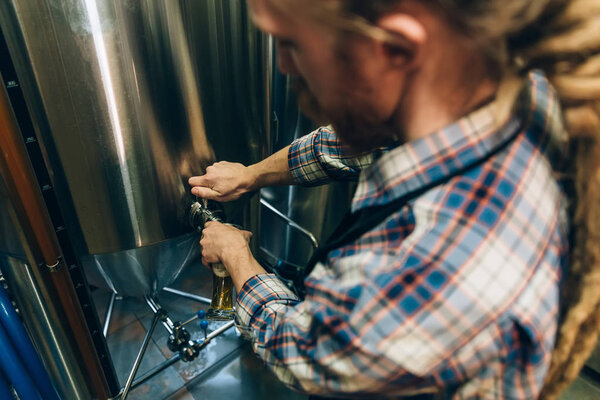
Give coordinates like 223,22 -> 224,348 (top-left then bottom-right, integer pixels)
265,0 -> 600,397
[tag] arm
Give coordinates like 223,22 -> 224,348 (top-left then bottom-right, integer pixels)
189,126 -> 377,201
189,145 -> 293,202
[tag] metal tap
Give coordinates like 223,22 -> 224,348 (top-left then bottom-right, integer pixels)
189,200 -> 223,231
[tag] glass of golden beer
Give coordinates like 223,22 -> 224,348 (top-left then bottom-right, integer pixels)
207,262 -> 235,320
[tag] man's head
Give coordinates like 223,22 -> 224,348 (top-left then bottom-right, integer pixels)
247,0 -> 555,152
250,0 -> 422,152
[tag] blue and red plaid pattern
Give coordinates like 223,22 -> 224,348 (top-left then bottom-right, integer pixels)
236,71 -> 568,399
288,125 -> 375,185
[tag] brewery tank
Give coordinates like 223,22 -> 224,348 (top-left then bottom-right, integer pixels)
0,0 -> 271,297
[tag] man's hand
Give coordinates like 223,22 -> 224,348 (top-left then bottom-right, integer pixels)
200,221 -> 252,266
200,221 -> 266,292
189,146 -> 294,202
189,161 -> 256,202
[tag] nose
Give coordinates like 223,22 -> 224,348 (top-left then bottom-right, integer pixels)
276,42 -> 299,76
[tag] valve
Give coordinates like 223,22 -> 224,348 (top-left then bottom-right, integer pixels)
200,319 -> 208,340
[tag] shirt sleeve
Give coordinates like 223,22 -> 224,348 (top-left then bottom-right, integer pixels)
235,268 -> 443,397
288,126 -> 375,186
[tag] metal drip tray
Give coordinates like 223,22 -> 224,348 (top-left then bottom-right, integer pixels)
82,232 -> 201,297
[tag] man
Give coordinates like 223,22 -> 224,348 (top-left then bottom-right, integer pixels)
190,0 -> 600,398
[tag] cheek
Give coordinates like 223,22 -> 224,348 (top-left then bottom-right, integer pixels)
374,79 -> 403,118
331,80 -> 388,121
337,41 -> 405,121
356,70 -> 405,121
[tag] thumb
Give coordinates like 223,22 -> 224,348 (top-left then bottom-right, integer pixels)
242,230 -> 253,243
191,186 -> 221,200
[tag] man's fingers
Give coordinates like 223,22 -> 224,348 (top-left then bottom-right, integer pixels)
191,186 -> 221,199
189,174 -> 221,198
242,230 -> 253,242
188,175 -> 209,186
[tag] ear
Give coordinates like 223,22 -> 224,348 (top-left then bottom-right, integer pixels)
376,13 -> 427,68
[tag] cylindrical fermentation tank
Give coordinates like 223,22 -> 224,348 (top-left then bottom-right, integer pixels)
0,0 -> 272,297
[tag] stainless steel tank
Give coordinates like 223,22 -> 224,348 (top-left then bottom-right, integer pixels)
0,0 -> 271,296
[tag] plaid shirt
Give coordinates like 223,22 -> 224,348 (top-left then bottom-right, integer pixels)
236,71 -> 569,399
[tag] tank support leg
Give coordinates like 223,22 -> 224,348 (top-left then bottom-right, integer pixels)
103,291 -> 118,337
162,287 -> 211,305
119,308 -> 164,400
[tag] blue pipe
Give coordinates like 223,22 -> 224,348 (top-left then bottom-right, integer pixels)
0,321 -> 40,399
0,286 -> 59,400
0,370 -> 14,400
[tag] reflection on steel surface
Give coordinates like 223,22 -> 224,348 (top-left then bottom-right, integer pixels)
81,231 -> 201,298
1,0 -> 270,296
83,0 -> 143,246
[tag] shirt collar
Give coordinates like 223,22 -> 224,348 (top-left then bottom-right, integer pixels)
351,70 -> 566,212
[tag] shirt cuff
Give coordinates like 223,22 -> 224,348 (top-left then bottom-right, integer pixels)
235,274 -> 299,337
288,132 -> 329,186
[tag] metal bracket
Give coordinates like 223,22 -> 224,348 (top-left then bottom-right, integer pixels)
45,257 -> 63,272
260,198 -> 319,250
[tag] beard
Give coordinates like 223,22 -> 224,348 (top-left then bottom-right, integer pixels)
293,76 -> 399,154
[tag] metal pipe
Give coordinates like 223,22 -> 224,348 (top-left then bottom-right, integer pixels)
193,320 -> 237,351
0,321 -> 41,399
203,320 -> 235,344
103,291 -> 117,337
144,296 -> 174,335
0,369 -> 13,400
260,198 -> 319,250
0,285 -> 59,400
180,314 -> 199,328
120,309 -> 163,400
130,353 -> 181,391
162,287 -> 211,305
179,309 -> 207,329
